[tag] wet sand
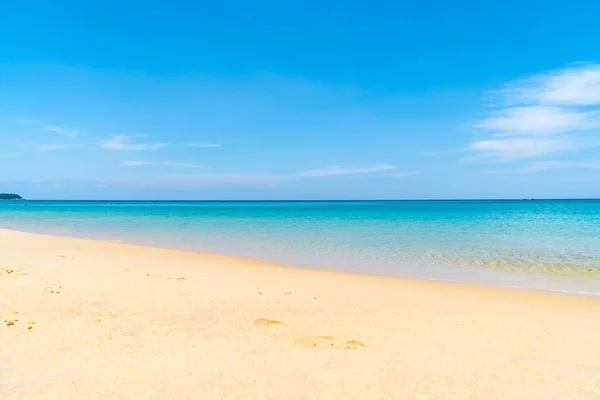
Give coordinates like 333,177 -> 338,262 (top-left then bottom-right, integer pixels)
1,228 -> 600,399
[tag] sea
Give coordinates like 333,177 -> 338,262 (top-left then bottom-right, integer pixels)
1,199 -> 599,296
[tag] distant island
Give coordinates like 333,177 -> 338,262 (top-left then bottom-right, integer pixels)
0,193 -> 23,200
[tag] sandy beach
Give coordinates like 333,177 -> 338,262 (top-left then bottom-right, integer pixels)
1,228 -> 599,399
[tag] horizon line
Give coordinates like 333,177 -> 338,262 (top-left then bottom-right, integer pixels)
6,198 -> 600,202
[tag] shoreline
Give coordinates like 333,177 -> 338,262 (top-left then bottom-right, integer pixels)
2,228 -> 600,398
2,225 -> 600,298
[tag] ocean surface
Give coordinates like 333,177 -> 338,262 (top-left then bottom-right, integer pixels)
1,200 -> 600,295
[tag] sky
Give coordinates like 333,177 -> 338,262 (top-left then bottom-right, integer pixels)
1,0 -> 600,200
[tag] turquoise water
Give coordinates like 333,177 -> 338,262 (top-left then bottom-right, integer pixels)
1,200 -> 600,294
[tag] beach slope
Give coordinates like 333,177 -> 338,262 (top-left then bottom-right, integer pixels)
1,228 -> 599,399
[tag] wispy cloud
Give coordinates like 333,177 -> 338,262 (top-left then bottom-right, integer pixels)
162,163 -> 404,184
468,137 -> 580,162
122,160 -> 202,168
186,143 -> 221,148
500,63 -> 600,106
469,64 -> 600,162
296,164 -> 396,177
101,135 -> 167,151
43,125 -> 78,137
474,106 -> 600,136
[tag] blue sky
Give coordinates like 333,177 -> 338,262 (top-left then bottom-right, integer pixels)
1,0 -> 599,199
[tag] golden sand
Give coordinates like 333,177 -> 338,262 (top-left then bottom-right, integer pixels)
1,228 -> 600,399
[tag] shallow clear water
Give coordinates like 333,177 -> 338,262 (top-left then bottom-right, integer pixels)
1,200 -> 599,295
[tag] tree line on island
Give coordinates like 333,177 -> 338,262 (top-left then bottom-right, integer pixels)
0,193 -> 23,200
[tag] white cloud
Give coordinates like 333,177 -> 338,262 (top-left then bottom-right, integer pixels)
470,63 -> 600,162
296,164 -> 396,177
101,135 -> 167,151
469,137 -> 576,162
501,64 -> 600,106
43,125 -> 78,137
186,143 -> 221,148
121,161 -> 202,168
475,106 -> 600,136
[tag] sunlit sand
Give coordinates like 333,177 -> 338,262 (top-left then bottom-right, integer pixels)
1,228 -> 600,399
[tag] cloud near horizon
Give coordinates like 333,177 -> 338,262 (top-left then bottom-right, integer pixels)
295,164 -> 396,177
469,64 -> 600,166
159,164 -> 420,184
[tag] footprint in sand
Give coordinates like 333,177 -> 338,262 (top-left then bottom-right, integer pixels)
253,318 -> 365,350
45,286 -> 62,295
4,312 -> 21,327
254,318 -> 289,329
0,267 -> 27,277
146,273 -> 187,281
294,335 -> 365,350
96,312 -> 119,323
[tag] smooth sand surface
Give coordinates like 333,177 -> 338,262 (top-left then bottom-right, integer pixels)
1,228 -> 600,399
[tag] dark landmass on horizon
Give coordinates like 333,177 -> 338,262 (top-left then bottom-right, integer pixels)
0,193 -> 23,200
